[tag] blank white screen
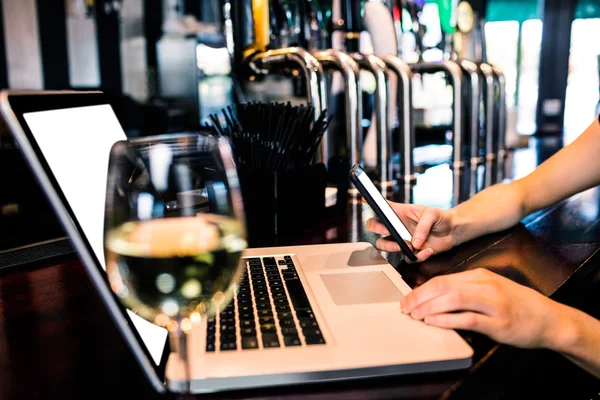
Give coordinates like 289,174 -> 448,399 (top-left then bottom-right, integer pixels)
23,105 -> 168,365
357,171 -> 413,241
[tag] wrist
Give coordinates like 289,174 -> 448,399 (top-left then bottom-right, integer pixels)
543,302 -> 581,353
448,208 -> 468,247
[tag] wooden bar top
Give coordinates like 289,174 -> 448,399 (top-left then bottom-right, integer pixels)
1,140 -> 600,399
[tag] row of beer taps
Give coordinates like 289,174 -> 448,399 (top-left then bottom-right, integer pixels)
229,0 -> 508,193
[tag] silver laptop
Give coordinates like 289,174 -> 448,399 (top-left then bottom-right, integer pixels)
0,90 -> 472,393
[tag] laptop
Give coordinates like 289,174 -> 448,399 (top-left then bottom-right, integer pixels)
0,90 -> 472,393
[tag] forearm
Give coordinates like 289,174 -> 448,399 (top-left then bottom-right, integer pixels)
450,181 -> 526,246
547,303 -> 600,378
450,119 -> 600,246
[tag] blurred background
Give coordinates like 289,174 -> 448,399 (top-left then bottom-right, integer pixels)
1,0 -> 599,250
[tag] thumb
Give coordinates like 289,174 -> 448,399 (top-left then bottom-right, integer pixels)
411,207 -> 439,250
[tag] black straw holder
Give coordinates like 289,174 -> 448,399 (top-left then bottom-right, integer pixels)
239,164 -> 327,240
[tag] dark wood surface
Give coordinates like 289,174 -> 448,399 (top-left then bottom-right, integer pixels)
2,140 -> 600,399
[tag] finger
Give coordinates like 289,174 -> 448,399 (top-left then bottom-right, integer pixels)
414,248 -> 434,263
423,311 -> 495,334
401,272 -> 479,313
409,291 -> 494,320
365,218 -> 390,235
411,207 -> 440,250
375,237 -> 401,252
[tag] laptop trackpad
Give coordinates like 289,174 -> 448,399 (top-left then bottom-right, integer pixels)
320,271 -> 403,306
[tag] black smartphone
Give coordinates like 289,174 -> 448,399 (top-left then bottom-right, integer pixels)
349,164 -> 418,262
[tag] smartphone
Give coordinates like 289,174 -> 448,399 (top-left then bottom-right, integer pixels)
349,164 -> 418,262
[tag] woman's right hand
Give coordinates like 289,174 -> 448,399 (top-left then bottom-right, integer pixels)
364,202 -> 459,262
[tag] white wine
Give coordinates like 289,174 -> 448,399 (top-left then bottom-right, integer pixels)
105,215 -> 247,325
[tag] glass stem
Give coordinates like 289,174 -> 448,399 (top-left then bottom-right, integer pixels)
169,318 -> 192,396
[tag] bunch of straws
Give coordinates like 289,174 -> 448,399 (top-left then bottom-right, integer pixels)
209,102 -> 330,172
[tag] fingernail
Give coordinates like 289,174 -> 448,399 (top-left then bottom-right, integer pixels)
412,238 -> 422,249
426,248 -> 434,256
411,310 -> 421,319
424,316 -> 434,324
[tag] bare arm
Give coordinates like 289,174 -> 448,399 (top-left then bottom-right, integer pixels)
367,118 -> 600,260
451,118 -> 600,245
551,304 -> 600,378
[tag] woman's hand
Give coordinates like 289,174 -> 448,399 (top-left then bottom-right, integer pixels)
401,268 -> 566,349
365,202 -> 458,262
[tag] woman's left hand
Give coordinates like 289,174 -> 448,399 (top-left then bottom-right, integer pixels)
401,268 -> 567,349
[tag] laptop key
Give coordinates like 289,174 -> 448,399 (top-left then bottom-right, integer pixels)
270,286 -> 285,294
255,295 -> 270,303
238,298 -> 253,306
239,312 -> 254,320
282,272 -> 299,280
221,333 -> 236,342
238,304 -> 254,313
284,336 -> 301,347
287,288 -> 311,307
278,259 -> 287,265
261,333 -> 280,348
206,343 -> 216,352
300,320 -> 318,329
304,335 -> 325,345
277,311 -> 293,319
220,342 -> 237,351
259,316 -> 275,325
241,327 -> 256,336
295,310 -> 315,319
256,303 -> 271,311
276,304 -> 290,312
262,257 -> 277,266
257,309 -> 273,318
302,328 -> 322,337
240,319 -> 254,328
279,319 -> 295,327
260,324 -> 277,333
242,337 -> 259,350
280,327 -> 298,336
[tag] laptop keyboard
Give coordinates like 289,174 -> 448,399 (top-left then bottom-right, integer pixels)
206,255 -> 326,352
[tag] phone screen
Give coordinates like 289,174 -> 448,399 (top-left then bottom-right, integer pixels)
354,170 -> 413,242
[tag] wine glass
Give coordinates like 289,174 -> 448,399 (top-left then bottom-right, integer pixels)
103,133 -> 247,392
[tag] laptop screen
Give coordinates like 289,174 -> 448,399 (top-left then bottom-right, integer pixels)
22,104 -> 168,365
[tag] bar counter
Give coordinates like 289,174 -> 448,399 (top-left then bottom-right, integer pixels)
1,138 -> 600,399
